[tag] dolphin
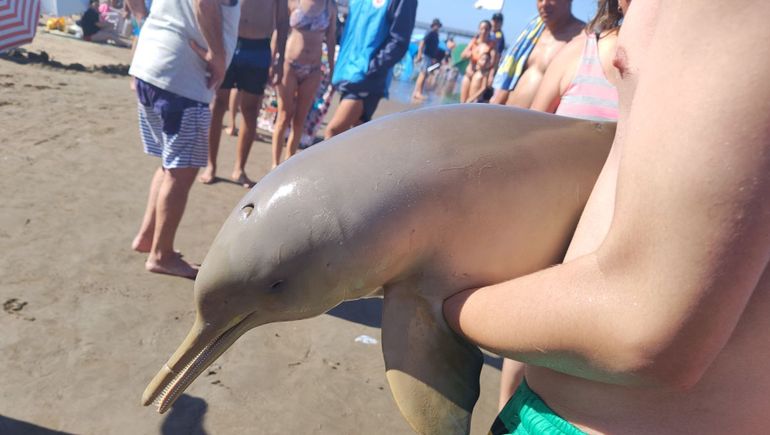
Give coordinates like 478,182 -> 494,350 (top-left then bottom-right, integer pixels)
142,105 -> 615,434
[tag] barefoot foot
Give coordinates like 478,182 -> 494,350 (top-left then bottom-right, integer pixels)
199,166 -> 216,184
232,172 -> 256,188
132,234 -> 153,253
226,126 -> 239,137
145,254 -> 198,279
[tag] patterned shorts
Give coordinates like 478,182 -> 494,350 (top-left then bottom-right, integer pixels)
135,79 -> 210,169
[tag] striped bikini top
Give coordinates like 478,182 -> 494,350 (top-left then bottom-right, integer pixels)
555,32 -> 619,122
290,0 -> 331,32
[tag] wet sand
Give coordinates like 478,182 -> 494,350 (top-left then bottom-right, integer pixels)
0,32 -> 500,434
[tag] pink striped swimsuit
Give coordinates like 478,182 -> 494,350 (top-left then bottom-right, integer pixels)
555,33 -> 619,122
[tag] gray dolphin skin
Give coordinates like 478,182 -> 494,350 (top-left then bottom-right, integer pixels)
142,105 -> 615,434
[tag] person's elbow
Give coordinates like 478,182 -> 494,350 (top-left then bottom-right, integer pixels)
602,317 -> 716,391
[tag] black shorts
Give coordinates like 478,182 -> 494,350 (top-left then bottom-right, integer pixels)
338,88 -> 384,123
221,37 -> 271,95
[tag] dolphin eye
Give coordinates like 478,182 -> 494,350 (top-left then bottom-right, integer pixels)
269,280 -> 284,290
240,204 -> 254,220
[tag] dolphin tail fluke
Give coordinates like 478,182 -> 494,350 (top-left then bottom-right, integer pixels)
142,314 -> 255,413
382,285 -> 483,435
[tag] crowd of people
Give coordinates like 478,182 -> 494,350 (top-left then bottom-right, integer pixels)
119,0 -> 770,433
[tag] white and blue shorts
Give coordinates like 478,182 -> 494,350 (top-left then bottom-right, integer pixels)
135,79 -> 210,169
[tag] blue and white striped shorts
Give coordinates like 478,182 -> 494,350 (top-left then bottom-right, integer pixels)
135,79 -> 210,169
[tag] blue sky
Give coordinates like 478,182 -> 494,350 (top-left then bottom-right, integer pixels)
415,0 -> 597,41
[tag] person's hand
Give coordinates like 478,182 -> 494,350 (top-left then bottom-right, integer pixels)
270,59 -> 283,86
189,39 -> 226,89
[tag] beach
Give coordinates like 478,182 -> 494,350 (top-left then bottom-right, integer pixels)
0,33 -> 500,434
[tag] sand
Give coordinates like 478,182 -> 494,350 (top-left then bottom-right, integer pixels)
0,32 -> 500,434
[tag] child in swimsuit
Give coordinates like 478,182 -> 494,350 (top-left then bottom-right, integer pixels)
465,52 -> 494,103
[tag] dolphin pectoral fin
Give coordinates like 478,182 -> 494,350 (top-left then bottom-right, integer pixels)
142,314 -> 257,413
382,287 -> 483,435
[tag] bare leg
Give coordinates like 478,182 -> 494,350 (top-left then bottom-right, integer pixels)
226,89 -> 240,136
88,29 -> 130,47
200,88 -> 230,184
412,70 -> 428,100
146,167 -> 199,279
132,166 -> 164,252
498,358 -> 525,411
272,68 -> 298,168
489,88 -> 510,105
286,70 -> 322,160
324,98 -> 364,139
460,73 -> 472,103
231,91 -> 264,187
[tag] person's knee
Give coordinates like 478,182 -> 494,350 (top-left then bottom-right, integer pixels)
239,97 -> 261,125
164,167 -> 199,185
212,91 -> 230,112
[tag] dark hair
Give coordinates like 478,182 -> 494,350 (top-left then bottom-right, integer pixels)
587,0 -> 624,33
492,12 -> 503,23
479,19 -> 491,29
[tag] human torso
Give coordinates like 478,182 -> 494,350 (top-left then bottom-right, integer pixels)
527,4 -> 770,432
128,0 -> 239,103
555,32 -> 619,122
423,30 -> 439,60
506,20 -> 583,108
285,0 -> 331,64
81,9 -> 101,36
238,0 -> 275,39
464,37 -> 493,76
331,0 -> 394,87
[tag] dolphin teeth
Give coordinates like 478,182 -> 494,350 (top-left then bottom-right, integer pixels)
154,321 -> 243,414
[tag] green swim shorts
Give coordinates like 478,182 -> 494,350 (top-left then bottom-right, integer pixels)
489,380 -> 587,435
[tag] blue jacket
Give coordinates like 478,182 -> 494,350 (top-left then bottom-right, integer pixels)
332,0 -> 417,95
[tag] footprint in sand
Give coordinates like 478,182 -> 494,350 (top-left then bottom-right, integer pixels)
3,298 -> 36,321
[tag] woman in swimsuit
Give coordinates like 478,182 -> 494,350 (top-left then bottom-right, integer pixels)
272,0 -> 337,168
460,20 -> 496,104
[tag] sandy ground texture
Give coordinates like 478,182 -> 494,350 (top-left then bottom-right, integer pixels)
0,33 -> 501,435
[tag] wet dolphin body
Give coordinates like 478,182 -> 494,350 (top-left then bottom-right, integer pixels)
142,105 -> 615,434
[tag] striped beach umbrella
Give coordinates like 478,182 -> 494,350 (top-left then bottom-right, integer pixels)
0,0 -> 41,53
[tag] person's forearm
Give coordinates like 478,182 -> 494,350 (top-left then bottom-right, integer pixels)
325,10 -> 336,74
195,0 -> 225,58
273,0 -> 289,61
444,249 -> 730,390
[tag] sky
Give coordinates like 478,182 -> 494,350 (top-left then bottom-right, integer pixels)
414,0 -> 597,41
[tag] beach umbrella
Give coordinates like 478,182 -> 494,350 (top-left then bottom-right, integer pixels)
0,0 -> 41,52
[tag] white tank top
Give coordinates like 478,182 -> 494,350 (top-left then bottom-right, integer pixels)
129,0 -> 240,103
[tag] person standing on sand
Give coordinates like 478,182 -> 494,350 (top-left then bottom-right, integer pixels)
324,0 -> 417,139
199,0 -> 289,188
127,0 -> 239,278
445,1 -> 770,433
490,0 -> 584,107
411,18 -> 442,101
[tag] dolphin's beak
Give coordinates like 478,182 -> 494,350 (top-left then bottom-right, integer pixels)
142,312 -> 258,413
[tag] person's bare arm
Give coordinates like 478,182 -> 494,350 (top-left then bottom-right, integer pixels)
270,0 -> 289,85
466,74 -> 489,102
189,0 -> 229,89
124,0 -> 147,21
324,1 -> 337,79
530,34 -> 583,113
460,38 -> 474,60
445,2 -> 770,389
415,39 -> 425,62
